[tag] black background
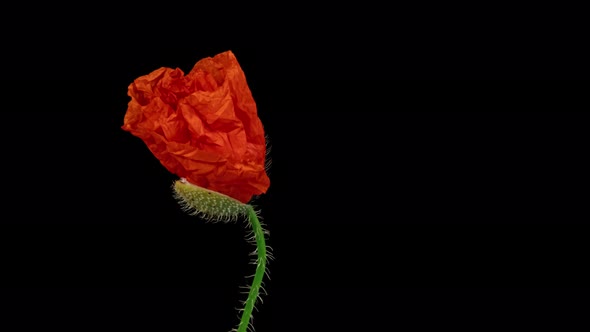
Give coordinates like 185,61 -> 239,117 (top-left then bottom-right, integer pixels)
1,6 -> 589,332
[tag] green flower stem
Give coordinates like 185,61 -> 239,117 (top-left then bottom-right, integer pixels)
237,205 -> 267,332
172,180 -> 268,332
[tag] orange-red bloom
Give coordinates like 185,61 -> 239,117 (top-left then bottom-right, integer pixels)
122,51 -> 270,203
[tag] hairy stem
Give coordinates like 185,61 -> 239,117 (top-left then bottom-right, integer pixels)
237,206 -> 267,332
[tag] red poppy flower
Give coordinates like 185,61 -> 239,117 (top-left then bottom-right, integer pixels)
122,51 -> 270,203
